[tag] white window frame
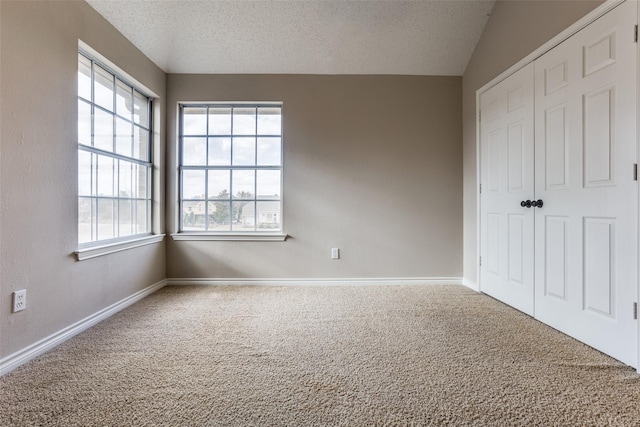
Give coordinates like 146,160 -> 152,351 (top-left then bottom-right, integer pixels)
173,102 -> 287,241
75,44 -> 164,260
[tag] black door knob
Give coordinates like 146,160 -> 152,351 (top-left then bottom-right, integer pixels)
532,199 -> 544,208
521,200 -> 532,208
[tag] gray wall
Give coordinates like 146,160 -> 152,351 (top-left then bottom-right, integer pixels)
461,0 -> 603,286
166,74 -> 463,279
0,1 -> 166,359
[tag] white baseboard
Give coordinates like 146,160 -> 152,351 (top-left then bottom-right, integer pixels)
0,279 -> 167,377
462,278 -> 479,292
166,277 -> 464,286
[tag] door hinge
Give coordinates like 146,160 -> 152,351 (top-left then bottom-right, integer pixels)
479,183 -> 482,194
479,110 -> 481,122
479,256 -> 482,267
635,25 -> 638,43
634,163 -> 638,181
634,302 -> 638,320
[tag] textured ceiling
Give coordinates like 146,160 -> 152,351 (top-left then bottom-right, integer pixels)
85,0 -> 495,76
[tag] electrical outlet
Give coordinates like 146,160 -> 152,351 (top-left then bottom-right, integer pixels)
13,290 -> 26,313
331,248 -> 340,259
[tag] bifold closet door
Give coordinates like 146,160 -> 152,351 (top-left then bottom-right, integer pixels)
479,63 -> 535,316
534,0 -> 638,367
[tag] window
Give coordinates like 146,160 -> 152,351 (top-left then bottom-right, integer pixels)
77,52 -> 152,246
179,104 -> 283,235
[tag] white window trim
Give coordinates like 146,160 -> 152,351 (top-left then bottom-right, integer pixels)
75,234 -> 165,261
170,233 -> 287,242
177,102 -> 285,239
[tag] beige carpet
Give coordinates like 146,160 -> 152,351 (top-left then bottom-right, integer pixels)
1,285 -> 639,426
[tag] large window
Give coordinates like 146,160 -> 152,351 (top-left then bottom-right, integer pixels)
179,104 -> 282,234
77,52 -> 152,245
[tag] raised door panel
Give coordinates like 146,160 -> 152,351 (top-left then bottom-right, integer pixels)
508,122 -> 525,192
507,214 -> 525,285
583,86 -> 615,187
544,216 -> 569,301
583,217 -> 615,317
487,213 -> 501,276
487,130 -> 501,193
544,104 -> 570,190
544,60 -> 569,95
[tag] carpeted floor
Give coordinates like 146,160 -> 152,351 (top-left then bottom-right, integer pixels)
1,285 -> 639,426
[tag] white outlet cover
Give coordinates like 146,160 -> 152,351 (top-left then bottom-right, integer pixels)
331,248 -> 340,259
13,290 -> 26,313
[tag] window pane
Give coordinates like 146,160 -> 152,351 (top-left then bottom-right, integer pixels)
94,66 -> 114,112
97,198 -> 115,240
257,137 -> 281,166
183,169 -> 205,199
115,117 -> 132,157
182,201 -> 205,230
207,201 -> 216,230
119,160 -> 133,198
233,107 -> 256,135
257,107 -> 281,135
133,126 -> 149,161
78,150 -> 93,197
232,170 -> 254,199
134,90 -> 149,127
182,137 -> 206,166
78,54 -> 92,101
257,170 -> 281,198
97,156 -> 115,197
208,170 -> 230,199
207,137 -> 231,165
209,107 -> 232,135
78,197 -> 94,243
119,199 -> 133,237
232,137 -> 255,165
257,201 -> 281,231
136,200 -> 149,234
94,108 -> 113,151
78,100 -> 92,146
116,79 -> 133,119
209,201 -> 231,231
183,107 -> 207,135
135,164 -> 149,199
232,201 -> 254,231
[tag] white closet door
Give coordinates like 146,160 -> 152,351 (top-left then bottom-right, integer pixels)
534,0 -> 637,367
480,63 -> 535,316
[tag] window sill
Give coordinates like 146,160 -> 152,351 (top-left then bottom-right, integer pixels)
75,234 -> 166,261
171,233 -> 288,242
